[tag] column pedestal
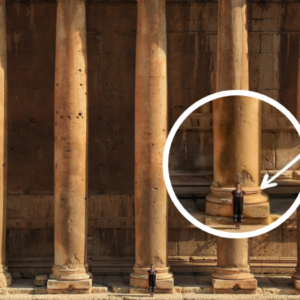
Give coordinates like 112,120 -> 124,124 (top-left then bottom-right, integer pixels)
212,238 -> 257,293
206,186 -> 269,220
130,266 -> 173,290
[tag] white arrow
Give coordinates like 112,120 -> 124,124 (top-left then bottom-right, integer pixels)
260,153 -> 300,190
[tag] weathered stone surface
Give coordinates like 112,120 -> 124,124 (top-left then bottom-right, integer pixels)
212,278 -> 257,290
22,269 -> 38,279
205,0 -> 269,221
111,284 -> 130,294
11,272 -> 21,279
34,275 -> 48,287
50,0 -> 91,288
3,0 -> 300,281
129,287 -> 173,294
91,283 -> 108,293
47,279 -> 92,290
130,0 -> 173,289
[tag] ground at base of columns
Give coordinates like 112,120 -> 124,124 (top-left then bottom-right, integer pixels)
1,275 -> 300,299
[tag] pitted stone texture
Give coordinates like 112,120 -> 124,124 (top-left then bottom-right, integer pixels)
34,275 -> 48,286
212,278 -> 257,290
47,278 -> 92,290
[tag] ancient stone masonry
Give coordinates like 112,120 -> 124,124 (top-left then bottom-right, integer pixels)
47,0 -> 92,290
130,0 -> 174,291
1,0 -> 300,296
0,0 -> 12,288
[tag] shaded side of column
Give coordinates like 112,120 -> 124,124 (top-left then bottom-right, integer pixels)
0,0 -> 12,288
47,0 -> 92,291
130,0 -> 173,291
205,0 -> 269,222
292,206 -> 300,289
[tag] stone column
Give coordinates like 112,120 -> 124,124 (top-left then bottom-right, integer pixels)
0,0 -> 12,288
205,0 -> 269,221
47,0 -> 91,290
292,206 -> 300,289
130,0 -> 173,291
212,238 -> 256,292
207,0 -> 259,293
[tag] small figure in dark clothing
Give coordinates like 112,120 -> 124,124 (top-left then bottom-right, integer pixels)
148,263 -> 157,297
232,182 -> 245,230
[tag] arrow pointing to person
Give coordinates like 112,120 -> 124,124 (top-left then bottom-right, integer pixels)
260,153 -> 300,190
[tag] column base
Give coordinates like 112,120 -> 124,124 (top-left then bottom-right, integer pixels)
212,278 -> 257,293
47,267 -> 92,290
0,265 -> 12,288
212,266 -> 257,293
130,266 -> 173,290
292,272 -> 300,289
47,278 -> 92,290
206,186 -> 269,220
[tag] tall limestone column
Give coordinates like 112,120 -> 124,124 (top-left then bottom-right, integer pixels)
205,0 -> 269,221
47,0 -> 92,290
292,207 -> 300,289
130,0 -> 173,291
0,0 -> 12,288
207,0 -> 262,292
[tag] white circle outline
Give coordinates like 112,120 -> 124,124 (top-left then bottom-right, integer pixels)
163,90 -> 300,239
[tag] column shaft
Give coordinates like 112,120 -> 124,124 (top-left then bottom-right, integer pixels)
130,0 -> 173,290
206,0 -> 269,221
47,0 -> 91,290
0,0 -> 12,287
292,206 -> 300,289
208,0 -> 258,293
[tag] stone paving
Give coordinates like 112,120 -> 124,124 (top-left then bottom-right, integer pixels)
0,275 -> 300,299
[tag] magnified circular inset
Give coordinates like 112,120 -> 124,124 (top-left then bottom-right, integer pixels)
163,90 -> 300,239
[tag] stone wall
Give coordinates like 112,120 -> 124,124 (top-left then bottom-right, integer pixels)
5,0 -> 300,276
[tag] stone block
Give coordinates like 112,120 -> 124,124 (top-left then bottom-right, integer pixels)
91,283 -> 108,293
0,272 -> 12,288
212,278 -> 257,291
294,278 -> 300,290
130,277 -> 173,290
181,286 -> 201,293
11,272 -> 21,279
21,269 -> 38,279
111,284 -> 130,293
34,275 -> 48,286
47,278 -> 92,290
